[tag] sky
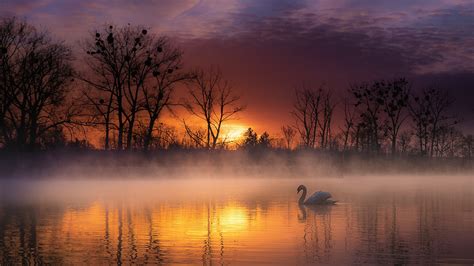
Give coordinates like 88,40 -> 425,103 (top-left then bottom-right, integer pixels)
1,0 -> 474,134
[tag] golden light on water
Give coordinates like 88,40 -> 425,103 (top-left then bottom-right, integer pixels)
1,177 -> 473,264
218,205 -> 248,232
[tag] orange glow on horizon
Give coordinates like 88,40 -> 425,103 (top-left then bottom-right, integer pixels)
221,124 -> 248,144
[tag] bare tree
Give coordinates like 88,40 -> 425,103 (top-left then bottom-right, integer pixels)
318,91 -> 336,149
398,131 -> 412,155
410,87 -> 456,157
292,86 -> 323,148
183,67 -> 245,149
0,17 -> 77,150
339,99 -> 356,151
281,125 -> 296,150
409,90 -> 431,155
381,78 -> 410,154
141,38 -> 191,151
81,24 -> 188,150
461,134 -> 473,159
81,24 -> 140,150
133,122 -> 178,150
351,80 -> 395,153
81,88 -> 116,150
183,124 -> 206,148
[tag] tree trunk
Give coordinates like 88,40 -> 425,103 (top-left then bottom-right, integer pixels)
117,87 -> 124,150
143,116 -> 156,151
391,135 -> 397,155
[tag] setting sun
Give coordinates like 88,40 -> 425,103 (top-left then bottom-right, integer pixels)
222,124 -> 248,143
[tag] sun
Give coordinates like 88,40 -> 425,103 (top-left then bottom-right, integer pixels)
222,124 -> 248,143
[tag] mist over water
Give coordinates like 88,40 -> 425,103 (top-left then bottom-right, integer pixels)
0,173 -> 472,265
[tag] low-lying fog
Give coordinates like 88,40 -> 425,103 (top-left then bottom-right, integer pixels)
1,175 -> 472,205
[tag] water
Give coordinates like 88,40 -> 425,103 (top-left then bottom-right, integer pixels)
0,176 -> 473,265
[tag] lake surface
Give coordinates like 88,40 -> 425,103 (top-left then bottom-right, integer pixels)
0,176 -> 473,265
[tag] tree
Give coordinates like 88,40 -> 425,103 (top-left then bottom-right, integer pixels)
380,78 -> 410,154
461,134 -> 473,159
183,67 -> 245,149
340,99 -> 356,151
140,40 -> 190,151
292,85 -> 335,149
281,125 -> 296,150
240,128 -> 272,150
241,128 -> 258,149
350,79 -> 409,154
81,24 -> 188,150
133,122 -> 178,150
258,131 -> 271,149
409,87 -> 456,157
292,86 -> 322,148
318,91 -> 336,149
398,131 -> 412,155
351,82 -> 383,153
0,17 -> 77,150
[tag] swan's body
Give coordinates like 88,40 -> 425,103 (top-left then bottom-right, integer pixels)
297,185 -> 337,205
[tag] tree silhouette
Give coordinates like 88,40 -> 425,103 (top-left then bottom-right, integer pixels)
409,87 -> 456,157
380,78 -> 410,154
351,81 -> 384,153
318,90 -> 336,149
183,67 -> 245,149
293,85 -> 335,149
258,131 -> 271,149
292,86 -> 322,148
340,99 -> 356,151
461,134 -> 473,159
281,125 -> 296,150
240,128 -> 272,150
140,39 -> 191,151
81,24 -> 189,150
0,17 -> 77,150
241,127 -> 258,149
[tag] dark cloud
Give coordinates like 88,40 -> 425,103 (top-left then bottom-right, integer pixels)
179,6 -> 473,131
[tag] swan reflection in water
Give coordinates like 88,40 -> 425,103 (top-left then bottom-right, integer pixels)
296,185 -> 337,263
297,202 -> 336,263
297,203 -> 334,222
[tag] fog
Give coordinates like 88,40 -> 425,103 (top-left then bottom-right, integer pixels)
1,150 -> 472,210
1,150 -> 472,205
1,150 -> 472,180
1,175 -> 472,203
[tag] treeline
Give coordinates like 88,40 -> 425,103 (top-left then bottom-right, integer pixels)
274,80 -> 472,158
0,17 -> 472,159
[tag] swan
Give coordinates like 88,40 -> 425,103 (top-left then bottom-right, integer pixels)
297,185 -> 337,205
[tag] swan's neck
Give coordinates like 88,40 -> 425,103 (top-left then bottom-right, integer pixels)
298,187 -> 307,205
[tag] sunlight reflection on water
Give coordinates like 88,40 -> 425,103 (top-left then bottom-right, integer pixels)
0,176 -> 473,264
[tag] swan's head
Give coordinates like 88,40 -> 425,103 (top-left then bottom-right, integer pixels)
297,185 -> 305,193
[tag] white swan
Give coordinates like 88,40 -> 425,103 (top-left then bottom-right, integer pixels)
297,184 -> 337,205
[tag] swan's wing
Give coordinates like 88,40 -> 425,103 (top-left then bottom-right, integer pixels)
305,191 -> 332,204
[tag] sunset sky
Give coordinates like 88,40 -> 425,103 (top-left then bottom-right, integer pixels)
2,0 -> 473,134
